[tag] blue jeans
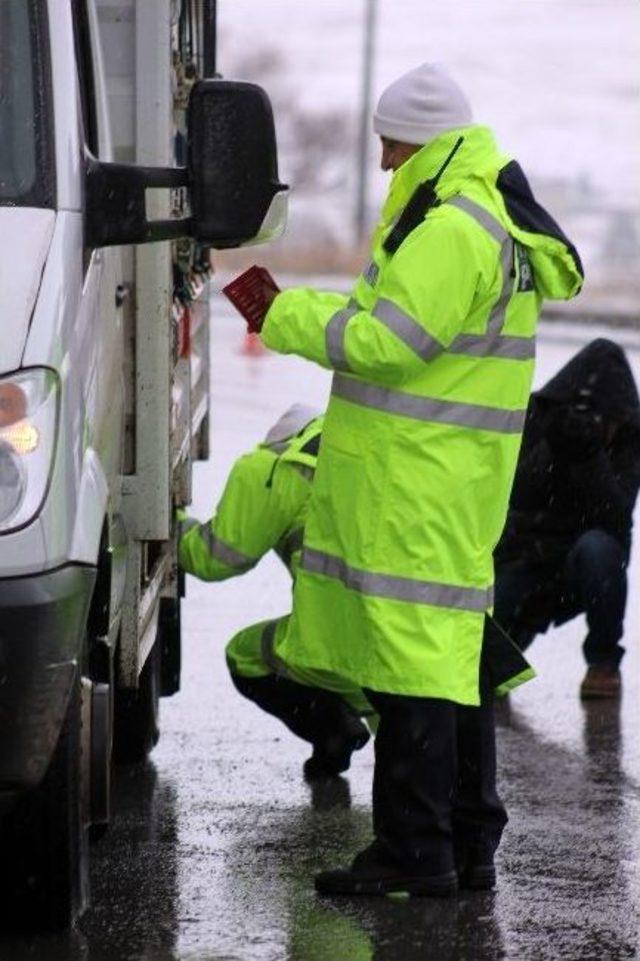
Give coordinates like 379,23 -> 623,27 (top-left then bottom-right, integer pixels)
492,529 -> 627,667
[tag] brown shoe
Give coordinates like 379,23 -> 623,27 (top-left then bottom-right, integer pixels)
580,665 -> 621,699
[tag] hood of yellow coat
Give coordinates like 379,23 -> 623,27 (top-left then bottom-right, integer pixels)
374,125 -> 583,302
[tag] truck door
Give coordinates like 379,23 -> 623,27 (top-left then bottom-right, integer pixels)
72,0 -> 125,508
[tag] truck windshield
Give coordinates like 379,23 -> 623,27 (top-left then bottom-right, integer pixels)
0,0 -> 54,207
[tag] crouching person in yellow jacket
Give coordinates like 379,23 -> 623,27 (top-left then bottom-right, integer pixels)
178,404 -> 372,779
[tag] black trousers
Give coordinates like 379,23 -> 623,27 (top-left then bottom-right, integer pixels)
494,529 -> 627,667
364,673 -> 506,874
232,667 -> 505,874
230,671 -> 358,746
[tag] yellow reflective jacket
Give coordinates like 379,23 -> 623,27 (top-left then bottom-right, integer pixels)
179,417 -> 322,581
262,125 -> 582,704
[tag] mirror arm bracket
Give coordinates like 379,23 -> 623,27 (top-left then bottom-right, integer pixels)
85,155 -> 192,249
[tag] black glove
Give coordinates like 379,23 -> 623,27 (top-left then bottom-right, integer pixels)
545,402 -> 605,459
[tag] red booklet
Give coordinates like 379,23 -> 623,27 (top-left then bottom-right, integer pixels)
222,266 -> 280,333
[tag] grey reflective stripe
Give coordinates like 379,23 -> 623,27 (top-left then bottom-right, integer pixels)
261,620 -> 289,677
332,373 -> 526,434
448,193 -> 513,335
363,260 -> 379,285
486,236 -> 516,336
276,527 -> 305,569
449,333 -> 535,361
372,298 -> 443,362
180,516 -> 199,536
198,524 -> 256,570
447,196 -> 535,362
302,547 -> 493,613
326,305 -> 358,372
447,195 -> 508,245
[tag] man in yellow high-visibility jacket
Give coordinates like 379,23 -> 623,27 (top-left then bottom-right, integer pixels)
256,63 -> 583,896
179,404 -> 371,779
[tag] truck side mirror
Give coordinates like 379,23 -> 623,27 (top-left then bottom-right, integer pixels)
188,79 -> 288,248
83,80 -> 287,250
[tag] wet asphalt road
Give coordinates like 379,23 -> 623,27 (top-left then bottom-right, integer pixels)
2,299 -> 640,960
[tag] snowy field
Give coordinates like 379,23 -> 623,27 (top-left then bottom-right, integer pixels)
216,1 -> 640,309
217,0 -> 639,204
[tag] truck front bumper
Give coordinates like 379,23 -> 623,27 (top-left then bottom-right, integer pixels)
0,565 -> 96,803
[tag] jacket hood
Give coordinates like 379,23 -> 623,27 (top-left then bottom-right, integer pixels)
376,126 -> 583,303
536,338 -> 639,421
494,160 -> 583,302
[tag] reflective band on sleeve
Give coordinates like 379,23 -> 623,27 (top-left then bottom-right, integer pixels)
447,195 -> 508,245
372,298 -> 443,362
198,524 -> 256,571
363,260 -> 379,286
449,333 -> 535,361
276,527 -> 305,569
326,305 -> 358,372
332,373 -> 526,434
486,237 -> 515,337
446,197 -> 535,362
302,546 -> 493,612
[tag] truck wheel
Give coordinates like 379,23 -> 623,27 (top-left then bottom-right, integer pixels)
0,675 -> 89,931
113,639 -> 161,764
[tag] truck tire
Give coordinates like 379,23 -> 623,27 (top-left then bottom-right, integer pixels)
113,639 -> 161,764
0,675 -> 89,931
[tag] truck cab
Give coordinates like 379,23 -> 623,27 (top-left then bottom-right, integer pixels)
0,0 -> 286,929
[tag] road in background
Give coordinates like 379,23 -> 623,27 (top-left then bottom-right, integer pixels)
216,0 -> 640,316
3,294 -> 640,960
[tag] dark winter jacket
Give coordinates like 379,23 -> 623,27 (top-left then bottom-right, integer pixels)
496,339 -> 640,567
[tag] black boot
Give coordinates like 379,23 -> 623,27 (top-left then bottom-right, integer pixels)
315,692 -> 459,897
303,703 -> 370,780
454,841 -> 496,891
315,842 -> 458,897
230,672 -> 369,778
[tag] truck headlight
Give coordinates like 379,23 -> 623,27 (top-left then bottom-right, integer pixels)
0,369 -> 59,533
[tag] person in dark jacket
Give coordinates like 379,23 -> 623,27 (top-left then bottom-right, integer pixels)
490,338 -> 640,698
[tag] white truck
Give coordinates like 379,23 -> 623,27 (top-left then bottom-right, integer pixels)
0,0 -> 286,929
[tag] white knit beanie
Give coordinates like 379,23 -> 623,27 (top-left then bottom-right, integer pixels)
373,63 -> 473,146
